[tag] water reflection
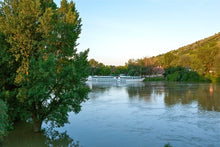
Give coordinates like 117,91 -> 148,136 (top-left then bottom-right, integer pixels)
124,82 -> 220,112
87,82 -> 112,100
3,82 -> 220,147
84,82 -> 220,146
197,84 -> 220,111
126,82 -> 165,102
3,122 -> 80,147
45,129 -> 79,147
164,83 -> 220,111
164,83 -> 199,106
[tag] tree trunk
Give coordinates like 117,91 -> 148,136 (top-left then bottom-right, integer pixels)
32,115 -> 42,133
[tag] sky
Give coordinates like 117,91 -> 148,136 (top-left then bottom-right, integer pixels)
54,0 -> 220,65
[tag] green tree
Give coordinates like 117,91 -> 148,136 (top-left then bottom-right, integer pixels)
177,54 -> 191,68
0,32 -> 20,125
197,45 -> 219,74
143,57 -> 157,75
163,52 -> 176,68
163,66 -> 209,82
190,56 -> 204,75
0,0 -> 89,132
88,59 -> 112,76
0,99 -> 9,142
215,53 -> 220,75
89,59 -> 99,75
100,65 -> 111,76
214,52 -> 220,82
113,66 -> 127,75
127,59 -> 141,76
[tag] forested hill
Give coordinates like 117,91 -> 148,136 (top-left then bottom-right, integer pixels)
157,32 -> 220,75
171,32 -> 220,56
88,32 -> 220,80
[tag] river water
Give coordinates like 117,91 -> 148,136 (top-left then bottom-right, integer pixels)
3,82 -> 220,147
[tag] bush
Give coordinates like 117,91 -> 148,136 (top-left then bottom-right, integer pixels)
144,77 -> 165,81
166,72 -> 181,81
164,66 -> 211,82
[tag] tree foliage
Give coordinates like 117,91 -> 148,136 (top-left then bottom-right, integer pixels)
126,57 -> 161,76
158,32 -> 220,81
0,99 -> 9,142
88,59 -> 111,76
87,57 -> 163,76
0,0 -> 89,132
89,32 -> 220,82
0,30 -> 20,125
163,66 -> 210,82
214,53 -> 220,75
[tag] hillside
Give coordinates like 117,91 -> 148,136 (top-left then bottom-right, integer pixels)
172,32 -> 220,55
156,32 -> 220,76
87,32 -> 220,79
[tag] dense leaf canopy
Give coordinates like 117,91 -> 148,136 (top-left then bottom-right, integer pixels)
0,0 -> 89,132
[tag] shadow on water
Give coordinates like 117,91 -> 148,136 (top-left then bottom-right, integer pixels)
2,121 -> 80,147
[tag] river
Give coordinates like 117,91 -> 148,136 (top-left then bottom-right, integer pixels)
3,82 -> 220,147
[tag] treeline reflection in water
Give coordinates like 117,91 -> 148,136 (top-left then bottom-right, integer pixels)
163,83 -> 220,112
3,82 -> 220,147
3,122 -> 80,147
128,82 -> 220,112
89,82 -> 220,112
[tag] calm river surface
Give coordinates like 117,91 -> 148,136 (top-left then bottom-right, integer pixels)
3,82 -> 220,147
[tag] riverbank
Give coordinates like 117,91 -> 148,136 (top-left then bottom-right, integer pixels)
144,66 -> 219,83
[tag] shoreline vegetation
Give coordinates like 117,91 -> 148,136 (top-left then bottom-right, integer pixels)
88,32 -> 220,83
0,0 -> 220,144
144,66 -> 213,82
88,63 -> 219,83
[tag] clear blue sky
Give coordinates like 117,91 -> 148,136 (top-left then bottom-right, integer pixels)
54,0 -> 220,65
